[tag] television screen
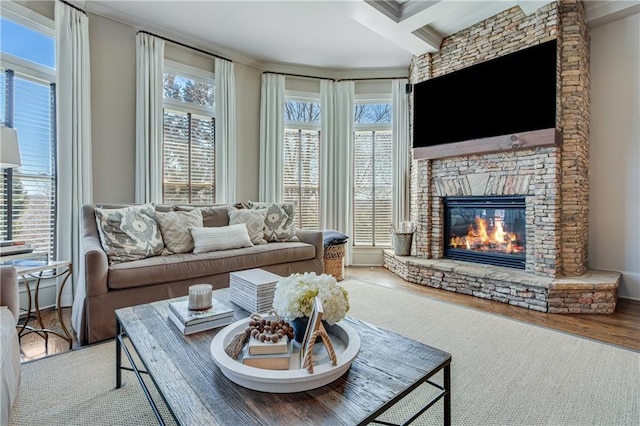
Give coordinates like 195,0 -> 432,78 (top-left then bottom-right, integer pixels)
413,39 -> 557,148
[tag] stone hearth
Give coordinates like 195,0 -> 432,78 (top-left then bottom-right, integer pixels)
383,1 -> 621,313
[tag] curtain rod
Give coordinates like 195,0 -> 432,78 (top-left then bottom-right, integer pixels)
59,0 -> 87,15
263,71 -> 406,82
137,30 -> 232,63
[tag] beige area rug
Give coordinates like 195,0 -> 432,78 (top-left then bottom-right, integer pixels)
10,279 -> 640,426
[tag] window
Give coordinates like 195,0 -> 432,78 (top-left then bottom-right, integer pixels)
284,95 -> 320,230
353,101 -> 392,246
1,12 -> 57,260
162,61 -> 215,204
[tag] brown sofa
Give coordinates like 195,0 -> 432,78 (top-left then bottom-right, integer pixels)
71,203 -> 324,345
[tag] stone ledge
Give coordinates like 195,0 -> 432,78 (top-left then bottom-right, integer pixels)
383,250 -> 620,314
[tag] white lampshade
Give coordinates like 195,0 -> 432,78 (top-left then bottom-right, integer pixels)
0,127 -> 21,169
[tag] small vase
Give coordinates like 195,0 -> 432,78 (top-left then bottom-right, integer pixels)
290,317 -> 309,343
290,317 -> 330,344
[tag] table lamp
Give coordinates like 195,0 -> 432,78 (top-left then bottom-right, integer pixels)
0,126 -> 22,169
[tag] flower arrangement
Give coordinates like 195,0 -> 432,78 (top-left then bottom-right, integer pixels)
272,272 -> 349,324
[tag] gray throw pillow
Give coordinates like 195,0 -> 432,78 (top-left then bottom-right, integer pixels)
229,209 -> 267,245
175,205 -> 230,227
155,209 -> 203,253
250,202 -> 299,242
95,204 -> 164,264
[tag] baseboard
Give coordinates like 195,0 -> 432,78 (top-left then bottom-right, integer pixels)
617,270 -> 640,301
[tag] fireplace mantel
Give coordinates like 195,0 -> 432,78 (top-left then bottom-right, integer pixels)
413,127 -> 562,160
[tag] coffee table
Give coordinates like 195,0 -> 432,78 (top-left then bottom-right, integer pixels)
115,289 -> 452,425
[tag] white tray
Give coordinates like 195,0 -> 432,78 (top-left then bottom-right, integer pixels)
210,317 -> 360,393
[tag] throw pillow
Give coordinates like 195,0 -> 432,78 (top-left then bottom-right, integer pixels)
229,209 -> 267,245
155,209 -> 203,254
191,224 -> 253,253
250,202 -> 299,242
95,204 -> 164,264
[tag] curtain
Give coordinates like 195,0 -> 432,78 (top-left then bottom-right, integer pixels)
258,73 -> 285,202
319,79 -> 335,230
134,33 -> 164,203
214,58 -> 237,203
55,1 -> 93,306
392,78 -> 410,226
333,82 -> 354,265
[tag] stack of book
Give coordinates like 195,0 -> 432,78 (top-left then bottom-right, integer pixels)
229,269 -> 282,313
168,297 -> 234,335
242,335 -> 292,370
0,240 -> 33,256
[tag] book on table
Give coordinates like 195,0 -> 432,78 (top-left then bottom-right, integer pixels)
241,341 -> 292,370
0,242 -> 33,256
168,296 -> 234,327
167,310 -> 234,335
247,334 -> 289,355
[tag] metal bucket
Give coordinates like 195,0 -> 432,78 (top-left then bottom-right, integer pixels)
392,232 -> 414,256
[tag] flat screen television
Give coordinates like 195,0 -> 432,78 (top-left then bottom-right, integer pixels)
413,39 -> 557,148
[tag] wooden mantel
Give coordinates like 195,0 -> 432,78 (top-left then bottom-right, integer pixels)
413,127 -> 562,160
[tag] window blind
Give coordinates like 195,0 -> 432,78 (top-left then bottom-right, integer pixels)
283,128 -> 320,230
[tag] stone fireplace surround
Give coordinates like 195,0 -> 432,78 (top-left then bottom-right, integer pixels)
383,1 -> 620,314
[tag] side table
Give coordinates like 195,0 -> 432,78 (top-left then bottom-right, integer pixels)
5,258 -> 73,349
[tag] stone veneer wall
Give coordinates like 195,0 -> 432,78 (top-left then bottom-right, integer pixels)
407,1 -> 590,279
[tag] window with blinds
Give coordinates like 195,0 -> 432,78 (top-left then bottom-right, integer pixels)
284,98 -> 320,230
1,14 -> 56,260
353,102 -> 393,246
163,61 -> 215,204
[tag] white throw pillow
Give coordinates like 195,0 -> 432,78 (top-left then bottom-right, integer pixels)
229,209 -> 267,245
191,224 -> 253,253
155,209 -> 203,253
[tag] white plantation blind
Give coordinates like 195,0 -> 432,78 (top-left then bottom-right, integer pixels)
283,128 -> 320,229
163,110 -> 215,204
163,62 -> 215,204
353,129 -> 393,246
1,69 -> 57,259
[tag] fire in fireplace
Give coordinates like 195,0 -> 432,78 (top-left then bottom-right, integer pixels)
443,196 -> 526,269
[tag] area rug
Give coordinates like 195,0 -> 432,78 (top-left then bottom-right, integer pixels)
10,279 -> 640,425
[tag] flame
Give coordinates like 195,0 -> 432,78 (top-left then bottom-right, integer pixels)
450,216 -> 522,254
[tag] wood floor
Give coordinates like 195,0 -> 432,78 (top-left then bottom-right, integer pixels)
19,266 -> 639,362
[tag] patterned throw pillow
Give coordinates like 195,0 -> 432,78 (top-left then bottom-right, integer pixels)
95,204 -> 165,264
155,209 -> 203,254
250,202 -> 299,242
191,224 -> 253,253
229,209 -> 267,245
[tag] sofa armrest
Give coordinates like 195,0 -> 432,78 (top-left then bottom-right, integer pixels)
0,266 -> 19,323
81,204 -> 108,297
295,229 -> 324,261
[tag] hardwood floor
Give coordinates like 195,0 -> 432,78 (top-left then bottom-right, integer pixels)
19,266 -> 639,362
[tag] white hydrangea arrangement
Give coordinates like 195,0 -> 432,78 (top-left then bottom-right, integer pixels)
272,272 -> 349,324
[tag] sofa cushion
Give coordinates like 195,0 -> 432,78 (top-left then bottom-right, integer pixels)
176,206 -> 229,227
107,242 -> 317,290
229,209 -> 267,245
0,306 -> 20,426
155,209 -> 203,254
191,224 -> 253,253
250,202 -> 299,242
95,204 -> 165,264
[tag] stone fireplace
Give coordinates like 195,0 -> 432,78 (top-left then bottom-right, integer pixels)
384,1 -> 620,314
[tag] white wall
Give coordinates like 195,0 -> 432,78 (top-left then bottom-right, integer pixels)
589,12 -> 640,300
85,13 -> 263,204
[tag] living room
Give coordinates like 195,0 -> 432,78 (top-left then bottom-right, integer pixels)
1,0 -> 639,425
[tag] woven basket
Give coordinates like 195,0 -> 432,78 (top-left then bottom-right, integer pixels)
392,232 -> 414,256
323,243 -> 345,281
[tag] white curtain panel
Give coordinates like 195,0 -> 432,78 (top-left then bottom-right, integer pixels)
334,81 -> 355,265
319,79 -> 335,230
392,78 -> 411,226
55,1 -> 93,304
214,58 -> 237,204
258,73 -> 285,202
134,33 -> 164,203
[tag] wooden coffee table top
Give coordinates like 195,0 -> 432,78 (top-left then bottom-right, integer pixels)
115,289 -> 451,425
